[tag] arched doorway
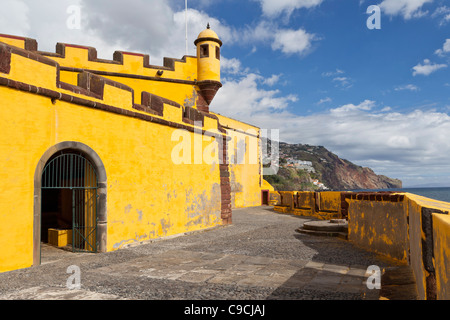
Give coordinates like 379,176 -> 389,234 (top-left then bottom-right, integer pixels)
41,150 -> 98,252
34,142 -> 107,266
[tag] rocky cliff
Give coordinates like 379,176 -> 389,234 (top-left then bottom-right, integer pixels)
264,141 -> 402,191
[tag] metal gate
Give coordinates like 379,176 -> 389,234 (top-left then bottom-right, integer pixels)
41,152 -> 98,252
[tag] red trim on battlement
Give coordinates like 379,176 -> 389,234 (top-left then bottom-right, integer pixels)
120,51 -> 146,57
64,44 -> 94,50
0,34 -> 27,41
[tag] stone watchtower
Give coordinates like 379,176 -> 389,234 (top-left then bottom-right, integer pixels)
195,24 -> 222,113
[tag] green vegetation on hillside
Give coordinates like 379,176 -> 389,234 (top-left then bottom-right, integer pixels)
264,167 -> 321,191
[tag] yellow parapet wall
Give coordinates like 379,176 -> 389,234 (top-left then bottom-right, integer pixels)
272,190 -> 450,299
273,191 -> 342,220
344,192 -> 450,300
432,213 -> 450,300
346,193 -> 408,263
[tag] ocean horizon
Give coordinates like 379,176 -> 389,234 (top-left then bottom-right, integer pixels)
347,187 -> 450,203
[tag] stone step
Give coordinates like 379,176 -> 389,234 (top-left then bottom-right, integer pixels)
295,227 -> 348,240
295,219 -> 348,239
302,219 -> 348,232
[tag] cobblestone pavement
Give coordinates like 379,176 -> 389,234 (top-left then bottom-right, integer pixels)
0,206 -> 404,300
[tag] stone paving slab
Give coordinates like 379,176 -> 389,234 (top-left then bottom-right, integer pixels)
0,286 -> 124,300
0,206 -> 413,300
87,248 -> 371,293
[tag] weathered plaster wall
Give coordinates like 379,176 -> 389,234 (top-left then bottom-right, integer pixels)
347,196 -> 409,264
0,40 -> 226,273
214,114 -> 262,209
433,213 -> 450,300
273,191 -> 341,220
405,193 -> 450,300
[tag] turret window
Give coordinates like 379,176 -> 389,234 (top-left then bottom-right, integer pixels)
215,46 -> 220,60
200,44 -> 209,58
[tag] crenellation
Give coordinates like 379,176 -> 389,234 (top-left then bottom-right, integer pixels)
0,39 -> 226,137
0,34 -> 198,81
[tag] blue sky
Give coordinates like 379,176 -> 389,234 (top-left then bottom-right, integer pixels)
1,0 -> 450,187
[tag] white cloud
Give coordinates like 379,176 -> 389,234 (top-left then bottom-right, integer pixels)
0,1 -> 318,62
212,85 -> 450,186
0,0 -> 30,36
435,39 -> 450,56
412,59 -> 447,76
379,0 -> 433,20
322,69 -> 344,77
81,2 -> 237,63
445,14 -> 450,24
322,69 -> 353,89
211,73 -> 298,118
432,6 -> 450,25
271,28 -> 316,55
262,74 -> 283,86
317,97 -> 332,105
221,57 -> 250,75
259,0 -> 323,17
395,84 -> 420,91
330,100 -> 375,115
0,0 -> 238,64
242,21 -> 318,56
332,76 -> 353,89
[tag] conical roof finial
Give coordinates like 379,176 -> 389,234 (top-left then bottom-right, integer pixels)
207,23 -> 210,29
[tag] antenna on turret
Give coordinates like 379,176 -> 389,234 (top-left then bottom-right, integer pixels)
185,0 -> 188,55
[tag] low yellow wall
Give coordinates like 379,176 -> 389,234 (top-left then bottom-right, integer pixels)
347,194 -> 408,263
403,193 -> 450,300
269,191 -> 280,206
433,213 -> 450,300
345,192 -> 450,300
272,190 -> 450,300
274,191 -> 341,220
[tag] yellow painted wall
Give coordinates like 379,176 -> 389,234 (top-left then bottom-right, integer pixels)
405,195 -> 427,299
214,114 -> 262,208
0,34 -> 201,109
0,32 -> 266,273
405,193 -> 450,300
269,191 -> 281,206
433,213 -> 450,300
273,191 -> 450,299
0,87 -> 223,272
347,197 -> 409,264
317,191 -> 340,212
262,179 -> 274,192
274,191 -> 341,220
346,192 -> 450,300
0,41 -> 227,273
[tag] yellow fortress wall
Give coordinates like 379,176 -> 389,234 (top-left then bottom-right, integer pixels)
0,28 -> 265,273
214,114 -> 263,208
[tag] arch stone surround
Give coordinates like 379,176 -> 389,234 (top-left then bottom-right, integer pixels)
33,141 -> 107,266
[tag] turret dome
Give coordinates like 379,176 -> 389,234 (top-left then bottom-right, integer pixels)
194,24 -> 222,47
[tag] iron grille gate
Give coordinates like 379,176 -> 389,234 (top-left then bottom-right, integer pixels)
41,153 -> 98,252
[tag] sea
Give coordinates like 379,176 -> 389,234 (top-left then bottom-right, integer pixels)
348,187 -> 450,203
